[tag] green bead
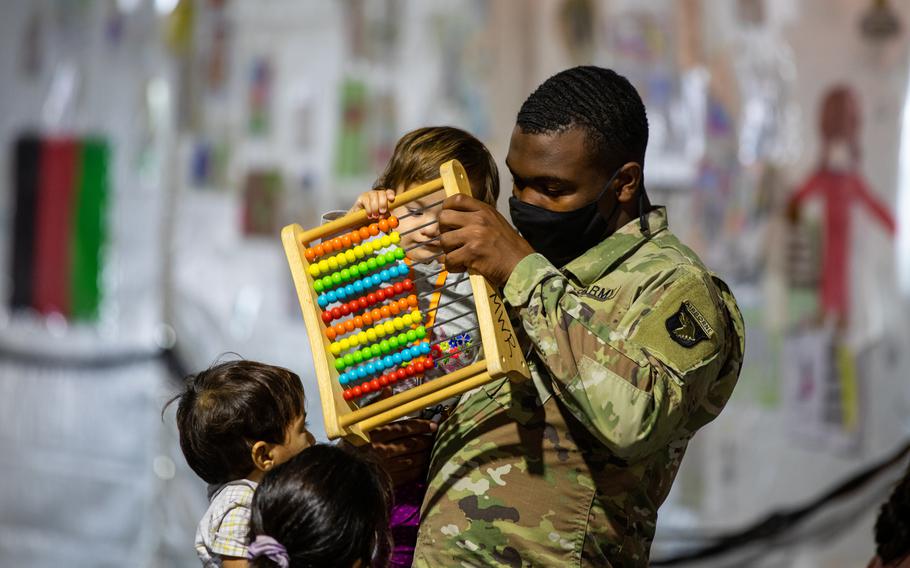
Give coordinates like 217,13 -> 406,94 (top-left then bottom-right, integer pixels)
380,340 -> 390,353
358,261 -> 368,273
389,336 -> 400,349
334,359 -> 345,370
360,347 -> 371,359
349,266 -> 360,278
406,329 -> 417,342
353,352 -> 363,363
394,248 -> 405,260
343,354 -> 354,365
416,326 -> 427,339
313,280 -> 324,292
397,333 -> 408,345
340,268 -> 351,281
371,344 -> 381,357
367,258 -> 377,270
331,273 -> 342,285
376,255 -> 387,267
322,276 -> 332,289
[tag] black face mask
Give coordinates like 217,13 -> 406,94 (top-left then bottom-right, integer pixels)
509,169 -> 623,267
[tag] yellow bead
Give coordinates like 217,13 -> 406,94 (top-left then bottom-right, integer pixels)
328,257 -> 339,270
393,317 -> 404,330
345,250 -> 357,263
335,253 -> 347,267
357,331 -> 368,344
380,235 -> 391,248
401,314 -> 413,326
390,231 -> 400,244
363,241 -> 374,253
309,264 -> 320,277
339,338 -> 351,350
318,260 -> 329,273
366,328 -> 377,341
412,310 -> 422,323
375,324 -> 386,338
384,321 -> 396,334
353,245 -> 365,258
329,343 -> 341,355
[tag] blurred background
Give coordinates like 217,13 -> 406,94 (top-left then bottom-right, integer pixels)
1,0 -> 909,566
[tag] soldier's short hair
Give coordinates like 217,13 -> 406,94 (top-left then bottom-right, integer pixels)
374,126 -> 500,206
517,66 -> 649,172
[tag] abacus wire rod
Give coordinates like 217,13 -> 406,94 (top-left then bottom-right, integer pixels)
398,219 -> 438,238
423,292 -> 474,315
416,273 -> 469,300
394,198 -> 445,221
403,236 -> 441,253
410,267 -> 447,285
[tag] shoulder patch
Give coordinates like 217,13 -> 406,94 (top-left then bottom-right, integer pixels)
665,301 -> 714,348
581,284 -> 617,302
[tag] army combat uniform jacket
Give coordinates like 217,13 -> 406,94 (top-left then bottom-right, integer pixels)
414,208 -> 745,567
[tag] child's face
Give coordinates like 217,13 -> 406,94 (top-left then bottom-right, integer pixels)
392,186 -> 445,263
271,413 -> 315,466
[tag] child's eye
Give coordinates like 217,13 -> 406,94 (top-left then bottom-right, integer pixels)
406,207 -> 422,217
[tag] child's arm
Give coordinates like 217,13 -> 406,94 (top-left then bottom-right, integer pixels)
221,557 -> 248,568
349,188 -> 397,218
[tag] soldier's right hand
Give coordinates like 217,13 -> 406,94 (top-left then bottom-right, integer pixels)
368,418 -> 437,486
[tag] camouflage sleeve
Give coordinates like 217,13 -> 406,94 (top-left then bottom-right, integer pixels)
503,253 -> 732,462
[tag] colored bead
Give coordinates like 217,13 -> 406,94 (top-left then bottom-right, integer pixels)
334,359 -> 345,370
344,284 -> 355,296
357,331 -> 368,344
370,275 -> 381,286
331,237 -> 342,251
352,281 -> 363,293
392,282 -> 404,294
342,354 -> 354,366
321,311 -> 332,324
426,356 -> 435,368
378,219 -> 390,233
394,247 -> 405,259
369,378 -> 380,391
343,389 -> 353,401
390,231 -> 401,244
359,227 -> 370,240
329,343 -> 342,355
334,323 -> 345,335
390,303 -> 401,316
388,336 -> 400,350
363,313 -> 374,326
314,244 -> 325,257
353,351 -> 363,363
309,264 -> 320,277
416,326 -> 426,338
344,320 -> 355,332
317,296 -> 328,308
305,248 -> 317,262
345,250 -> 357,263
366,293 -> 377,304
393,317 -> 404,330
370,344 -> 381,357
350,231 -> 361,244
339,338 -> 350,350
420,342 -> 431,354
406,364 -> 417,376
358,297 -> 369,309
352,385 -> 363,397
384,322 -> 396,336
366,258 -> 377,270
321,276 -> 332,289
314,280 -> 324,293
327,257 -> 338,271
369,224 -> 380,236
406,329 -> 417,342
380,235 -> 391,247
366,328 -> 377,342
380,340 -> 390,353
326,328 -> 337,340
379,375 -> 390,387
403,279 -> 414,291
318,260 -> 329,273
341,235 -> 352,248
331,273 -> 342,285
357,261 -> 368,273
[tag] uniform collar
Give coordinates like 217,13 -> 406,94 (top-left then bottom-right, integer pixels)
563,207 -> 668,286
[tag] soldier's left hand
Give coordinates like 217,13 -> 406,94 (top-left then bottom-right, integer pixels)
438,194 -> 535,287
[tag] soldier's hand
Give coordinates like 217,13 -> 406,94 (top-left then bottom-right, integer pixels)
369,418 -> 437,486
438,194 -> 535,287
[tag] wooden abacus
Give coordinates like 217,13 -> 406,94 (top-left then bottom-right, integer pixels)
282,160 -> 529,444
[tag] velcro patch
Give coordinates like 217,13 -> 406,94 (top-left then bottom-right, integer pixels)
665,301 -> 713,348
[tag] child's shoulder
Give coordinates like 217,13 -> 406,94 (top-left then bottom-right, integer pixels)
208,478 -> 258,510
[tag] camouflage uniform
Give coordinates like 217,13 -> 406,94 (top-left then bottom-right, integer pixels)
413,208 -> 745,567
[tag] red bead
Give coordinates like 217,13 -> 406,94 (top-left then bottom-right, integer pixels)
431,344 -> 441,355
352,385 -> 363,397
358,297 -> 369,309
343,389 -> 353,401
376,288 -> 387,300
331,307 -> 342,319
379,375 -> 390,387
370,379 -> 381,390
393,282 -> 404,294
405,364 -> 417,377
415,361 -> 426,373
395,368 -> 407,380
322,311 -> 333,324
402,279 -> 414,291
367,293 -> 377,305
426,357 -> 435,368
340,304 -> 351,316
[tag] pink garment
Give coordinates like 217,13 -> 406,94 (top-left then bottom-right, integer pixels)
789,170 -> 895,320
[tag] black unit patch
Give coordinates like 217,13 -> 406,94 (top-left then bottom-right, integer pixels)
665,301 -> 713,348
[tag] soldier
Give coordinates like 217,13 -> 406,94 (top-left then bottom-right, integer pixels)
404,66 -> 747,567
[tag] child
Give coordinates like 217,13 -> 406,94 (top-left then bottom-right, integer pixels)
247,444 -> 393,568
348,126 -> 500,567
167,360 -> 315,568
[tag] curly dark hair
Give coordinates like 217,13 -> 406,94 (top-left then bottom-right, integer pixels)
874,464 -> 910,565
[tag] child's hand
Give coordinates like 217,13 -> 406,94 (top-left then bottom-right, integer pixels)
350,189 -> 396,219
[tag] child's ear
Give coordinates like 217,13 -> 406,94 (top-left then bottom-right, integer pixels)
250,441 -> 277,472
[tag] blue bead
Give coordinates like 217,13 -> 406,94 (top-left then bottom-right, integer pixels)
383,356 -> 393,368
318,295 -> 328,308
326,291 -> 337,302
393,264 -> 404,277
345,284 -> 355,296
339,373 -> 348,385
370,275 -> 381,286
392,353 -> 402,364
420,343 -> 431,354
367,362 -> 377,374
409,346 -> 420,358
402,350 -> 413,362
356,367 -> 367,379
353,281 -> 364,292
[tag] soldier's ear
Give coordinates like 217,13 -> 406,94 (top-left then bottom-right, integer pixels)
616,163 -> 642,204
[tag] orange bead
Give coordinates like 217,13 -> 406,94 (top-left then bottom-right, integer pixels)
407,295 -> 418,307
389,303 -> 400,315
326,328 -> 337,340
314,244 -> 325,256
397,298 -> 408,310
388,216 -> 399,228
350,231 -> 361,244
359,227 -> 370,240
304,248 -> 316,262
342,235 -> 352,248
353,316 -> 363,328
371,309 -> 382,320
380,306 -> 391,318
369,223 -> 380,236
344,320 -> 355,332
362,314 -> 373,326
335,323 -> 345,335
332,237 -> 342,251
378,218 -> 390,233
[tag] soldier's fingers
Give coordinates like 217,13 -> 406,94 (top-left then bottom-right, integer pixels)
437,208 -> 476,233
372,433 -> 434,459
383,453 -> 429,474
442,193 -> 485,213
369,418 -> 437,443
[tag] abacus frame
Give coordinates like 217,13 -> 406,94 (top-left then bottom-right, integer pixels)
282,160 -> 529,444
